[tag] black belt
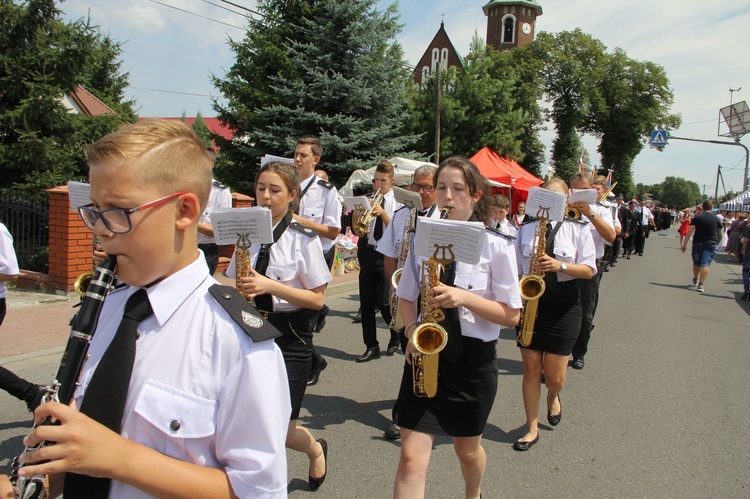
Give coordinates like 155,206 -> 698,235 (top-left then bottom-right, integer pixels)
255,308 -> 309,320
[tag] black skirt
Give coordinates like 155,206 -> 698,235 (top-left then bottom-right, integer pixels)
396,336 -> 498,437
518,279 -> 581,356
266,309 -> 313,420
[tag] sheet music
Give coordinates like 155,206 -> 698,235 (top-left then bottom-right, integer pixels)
342,196 -> 371,212
67,181 -> 92,211
569,188 -> 598,205
392,186 -> 423,210
413,218 -> 485,265
210,207 -> 274,245
525,187 -> 566,222
260,154 -> 294,167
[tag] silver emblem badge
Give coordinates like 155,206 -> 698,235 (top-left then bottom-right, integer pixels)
242,310 -> 263,328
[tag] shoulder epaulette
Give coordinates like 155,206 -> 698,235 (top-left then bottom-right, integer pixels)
208,285 -> 281,342
486,225 -> 517,240
316,179 -> 334,190
394,205 -> 410,215
288,221 -> 318,237
565,216 -> 589,225
521,217 -> 538,227
212,180 -> 228,189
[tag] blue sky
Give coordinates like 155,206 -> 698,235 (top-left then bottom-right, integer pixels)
60,0 -> 750,195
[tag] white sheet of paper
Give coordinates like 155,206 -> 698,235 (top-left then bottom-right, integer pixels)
260,154 -> 294,167
210,207 -> 274,245
569,188 -> 598,205
392,186 -> 423,210
67,181 -> 92,211
413,218 -> 485,265
343,196 -> 371,212
525,187 -> 566,222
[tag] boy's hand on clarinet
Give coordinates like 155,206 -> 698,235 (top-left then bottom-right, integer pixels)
18,401 -> 125,480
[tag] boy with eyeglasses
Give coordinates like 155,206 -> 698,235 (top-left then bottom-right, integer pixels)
18,120 -> 290,498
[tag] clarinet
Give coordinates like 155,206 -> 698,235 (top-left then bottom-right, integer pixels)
10,256 -> 117,499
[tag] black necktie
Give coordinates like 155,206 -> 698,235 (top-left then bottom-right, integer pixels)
253,213 -> 292,312
543,222 -> 559,295
374,213 -> 383,241
438,261 -> 464,364
64,288 -> 152,498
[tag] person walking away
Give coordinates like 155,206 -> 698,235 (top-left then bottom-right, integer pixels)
682,199 -> 722,293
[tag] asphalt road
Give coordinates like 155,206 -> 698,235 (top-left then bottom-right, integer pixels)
1,233 -> 748,498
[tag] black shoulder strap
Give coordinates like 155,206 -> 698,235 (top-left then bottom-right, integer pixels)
208,285 -> 281,341
316,179 -> 333,190
288,221 -> 318,237
486,225 -> 517,240
298,175 -> 316,201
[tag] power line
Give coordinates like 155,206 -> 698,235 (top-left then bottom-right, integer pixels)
130,86 -> 213,97
147,0 -> 245,30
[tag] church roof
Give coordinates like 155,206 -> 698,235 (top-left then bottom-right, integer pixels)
482,0 -> 543,15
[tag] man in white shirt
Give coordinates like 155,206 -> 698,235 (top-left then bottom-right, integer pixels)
635,200 -> 654,256
569,173 -> 616,370
292,137 -> 342,385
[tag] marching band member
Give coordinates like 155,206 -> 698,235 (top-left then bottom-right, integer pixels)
489,194 -> 518,237
513,177 -> 596,451
354,161 -> 402,362
228,161 -> 331,490
393,156 -> 522,499
569,173 -> 616,370
377,163 -> 439,441
513,201 -> 530,228
197,147 -> 232,275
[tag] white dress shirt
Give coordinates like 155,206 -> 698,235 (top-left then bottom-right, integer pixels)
515,219 -> 597,282
376,205 -> 440,259
197,179 -> 232,245
396,229 -> 523,342
297,174 -> 342,252
366,189 -> 402,247
226,222 -> 333,312
74,255 -> 290,498
640,206 -> 653,226
0,223 -> 19,299
581,203 -> 615,259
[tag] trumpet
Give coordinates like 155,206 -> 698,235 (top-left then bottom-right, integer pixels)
352,188 -> 383,237
565,205 -> 580,219
598,181 -> 618,202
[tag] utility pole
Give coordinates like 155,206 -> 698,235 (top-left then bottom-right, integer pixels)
434,62 -> 442,166
714,165 -> 721,205
667,135 -> 749,192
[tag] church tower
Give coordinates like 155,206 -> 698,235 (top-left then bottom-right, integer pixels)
483,0 -> 543,51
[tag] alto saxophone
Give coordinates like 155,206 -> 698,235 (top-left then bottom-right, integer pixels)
411,208 -> 451,399
235,233 -> 252,301
390,207 -> 417,330
517,213 -> 549,347
11,256 -> 117,499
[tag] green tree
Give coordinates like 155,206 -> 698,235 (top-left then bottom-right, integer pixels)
533,30 -> 606,181
212,0 -> 418,190
192,112 -> 213,148
0,0 -> 135,192
585,48 -> 680,198
658,176 -> 702,208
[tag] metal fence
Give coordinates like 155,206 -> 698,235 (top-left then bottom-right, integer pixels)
0,190 -> 49,273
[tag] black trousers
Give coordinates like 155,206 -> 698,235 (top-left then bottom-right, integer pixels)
0,297 -> 37,402
610,237 -> 621,263
572,260 -> 603,361
635,226 -> 649,254
358,245 -> 395,348
198,243 -> 220,275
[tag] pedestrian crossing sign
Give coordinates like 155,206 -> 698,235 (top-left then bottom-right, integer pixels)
650,130 -> 668,147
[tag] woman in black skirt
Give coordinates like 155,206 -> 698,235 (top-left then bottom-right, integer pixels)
393,157 -> 523,499
513,177 -> 597,451
229,162 -> 332,489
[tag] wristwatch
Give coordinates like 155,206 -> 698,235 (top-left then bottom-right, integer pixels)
560,262 -> 568,273
589,212 -> 596,220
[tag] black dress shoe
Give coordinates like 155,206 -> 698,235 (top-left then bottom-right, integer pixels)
308,438 -> 328,490
571,358 -> 585,370
386,340 -> 399,356
547,395 -> 562,426
512,435 -> 539,451
308,358 -> 328,386
384,423 -> 401,440
356,347 -> 380,363
352,312 -> 362,324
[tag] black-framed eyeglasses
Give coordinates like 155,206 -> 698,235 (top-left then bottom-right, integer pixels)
410,183 -> 435,193
78,192 -> 186,234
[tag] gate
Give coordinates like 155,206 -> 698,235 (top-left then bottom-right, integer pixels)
0,190 -> 49,273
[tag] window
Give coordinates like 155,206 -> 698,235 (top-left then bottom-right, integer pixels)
431,48 -> 439,71
502,15 -> 515,44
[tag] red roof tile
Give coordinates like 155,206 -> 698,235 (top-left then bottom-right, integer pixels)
69,85 -> 117,116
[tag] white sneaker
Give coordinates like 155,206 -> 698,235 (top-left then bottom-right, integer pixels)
688,278 -> 698,289
697,284 -> 705,293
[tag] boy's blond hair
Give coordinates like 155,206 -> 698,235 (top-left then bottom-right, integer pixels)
85,119 -> 212,210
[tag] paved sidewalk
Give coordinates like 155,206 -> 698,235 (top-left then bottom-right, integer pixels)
1,270 -> 358,360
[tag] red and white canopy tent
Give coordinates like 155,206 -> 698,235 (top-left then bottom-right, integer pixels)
469,147 -> 543,209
